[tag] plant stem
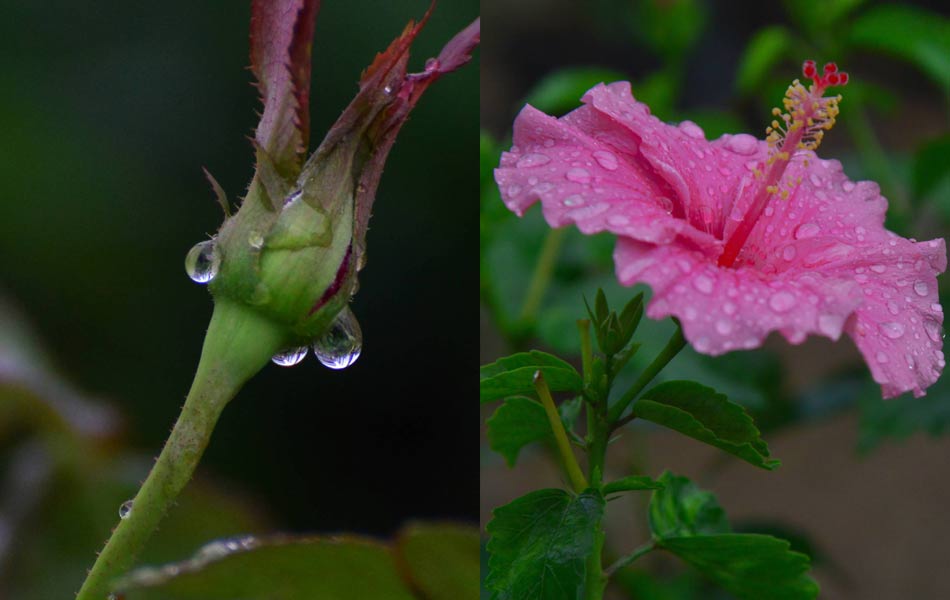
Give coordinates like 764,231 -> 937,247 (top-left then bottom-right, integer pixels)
605,541 -> 656,577
519,227 -> 567,324
608,324 -> 686,427
76,300 -> 284,600
533,371 -> 587,493
584,399 -> 609,600
578,319 -> 593,384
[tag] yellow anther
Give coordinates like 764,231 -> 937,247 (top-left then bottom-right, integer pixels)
780,189 -> 790,200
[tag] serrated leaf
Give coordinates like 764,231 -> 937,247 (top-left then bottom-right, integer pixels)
603,475 -> 665,495
396,523 -> 480,600
648,472 -> 729,538
524,68 -> 628,115
658,535 -> 818,600
485,488 -> 605,600
480,351 -> 583,403
735,26 -> 793,95
847,5 -> 950,95
250,0 -> 319,176
632,381 -> 780,470
486,397 -> 551,466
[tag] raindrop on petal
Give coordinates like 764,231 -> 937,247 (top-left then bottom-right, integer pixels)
914,281 -> 929,297
313,307 -> 362,370
880,322 -> 906,339
592,150 -> 619,171
768,291 -> 795,313
693,275 -> 714,294
185,240 -> 220,283
271,345 -> 309,367
725,134 -> 758,155
516,153 -> 551,168
794,223 -> 821,240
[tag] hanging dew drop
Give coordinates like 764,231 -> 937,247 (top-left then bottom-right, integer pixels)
313,307 -> 362,370
271,345 -> 309,367
185,240 -> 220,283
119,500 -> 133,520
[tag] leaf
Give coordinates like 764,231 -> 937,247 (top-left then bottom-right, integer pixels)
648,474 -> 818,600
486,397 -> 551,466
485,488 -> 605,600
603,475 -> 665,495
630,0 -> 707,61
116,536 -> 414,599
116,522 -> 481,600
912,135 -> 950,207
524,67 -> 628,115
632,381 -> 780,470
250,0 -> 320,176
648,472 -> 729,538
396,523 -> 480,600
782,0 -> 867,35
658,535 -> 818,600
847,5 -> 950,95
480,351 -> 583,403
735,26 -> 793,95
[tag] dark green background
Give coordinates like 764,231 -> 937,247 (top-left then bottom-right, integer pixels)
1,0 -> 477,535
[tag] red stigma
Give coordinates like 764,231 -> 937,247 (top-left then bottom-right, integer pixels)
802,59 -> 848,90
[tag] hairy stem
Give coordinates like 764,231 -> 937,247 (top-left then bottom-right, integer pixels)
533,372 -> 587,493
76,300 -> 284,599
605,541 -> 656,577
608,324 -> 686,427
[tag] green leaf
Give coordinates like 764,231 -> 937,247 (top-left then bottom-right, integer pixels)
630,0 -> 707,61
632,381 -> 780,470
658,535 -> 818,600
117,536 -> 416,599
486,397 -> 551,466
847,5 -> 950,95
735,26 -> 793,95
648,472 -> 729,538
648,474 -> 818,599
480,351 -> 583,403
524,67 -> 629,115
486,488 -> 605,599
782,0 -> 867,35
603,475 -> 665,495
397,523 -> 480,600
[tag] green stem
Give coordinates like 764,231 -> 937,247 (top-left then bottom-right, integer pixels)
76,300 -> 285,600
608,324 -> 686,427
533,371 -> 587,493
519,227 -> 567,324
578,319 -> 593,384
604,541 -> 656,577
584,401 -> 609,600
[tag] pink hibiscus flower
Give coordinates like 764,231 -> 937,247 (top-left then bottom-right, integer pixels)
495,61 -> 946,399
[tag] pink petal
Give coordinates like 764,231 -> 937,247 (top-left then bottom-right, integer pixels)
496,81 -> 947,399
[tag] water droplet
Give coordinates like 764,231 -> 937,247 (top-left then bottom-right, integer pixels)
119,500 -> 133,520
607,214 -> 630,226
657,197 -> 674,213
248,230 -> 264,250
271,345 -> 308,367
543,138 -> 555,148
516,153 -> 551,168
842,180 -> 856,192
723,302 -> 737,315
769,291 -> 795,313
592,150 -> 619,171
876,351 -> 889,364
782,246 -> 796,261
887,300 -> 900,315
693,275 -> 714,294
185,240 -> 220,283
715,320 -> 733,335
563,194 -> 584,207
914,281 -> 929,297
313,307 -> 362,370
924,318 -> 943,343
683,307 -> 698,321
931,303 -> 943,313
724,134 -> 758,155
679,121 -> 705,139
383,85 -> 393,94
870,264 -> 886,273
818,314 -> 843,336
794,223 -> 821,239
565,168 -> 591,183
808,173 -> 823,187
880,322 -> 906,339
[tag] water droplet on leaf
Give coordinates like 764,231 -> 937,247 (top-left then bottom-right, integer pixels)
313,307 -> 362,370
185,240 -> 220,283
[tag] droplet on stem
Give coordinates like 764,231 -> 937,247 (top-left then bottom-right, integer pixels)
271,345 -> 309,367
119,500 -> 133,520
184,240 -> 221,283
